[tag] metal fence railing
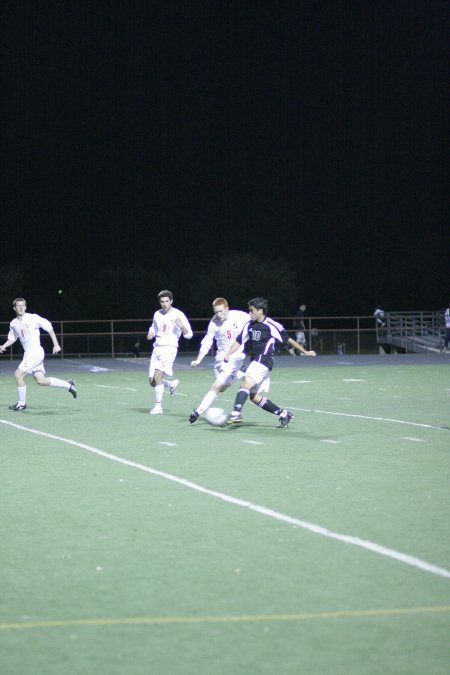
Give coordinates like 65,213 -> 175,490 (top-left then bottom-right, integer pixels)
0,312 -> 445,359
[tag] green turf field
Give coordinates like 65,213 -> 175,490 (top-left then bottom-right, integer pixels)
1,359 -> 449,674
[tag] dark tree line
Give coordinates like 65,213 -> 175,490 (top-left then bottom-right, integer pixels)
0,255 -> 300,321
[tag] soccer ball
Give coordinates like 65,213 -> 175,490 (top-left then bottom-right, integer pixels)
204,407 -> 227,426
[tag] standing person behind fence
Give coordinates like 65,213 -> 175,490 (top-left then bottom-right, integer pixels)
0,297 -> 77,411
289,303 -> 307,355
147,289 -> 193,414
444,301 -> 450,353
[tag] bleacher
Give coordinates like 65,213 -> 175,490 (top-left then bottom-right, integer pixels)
376,311 -> 445,353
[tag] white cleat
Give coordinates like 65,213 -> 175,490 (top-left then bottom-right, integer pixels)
169,379 -> 180,397
150,405 -> 163,415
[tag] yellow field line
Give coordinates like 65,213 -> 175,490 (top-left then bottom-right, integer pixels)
1,606 -> 450,632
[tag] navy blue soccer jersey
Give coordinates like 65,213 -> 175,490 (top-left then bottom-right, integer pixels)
236,317 -> 290,370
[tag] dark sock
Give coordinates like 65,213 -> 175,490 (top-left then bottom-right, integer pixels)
233,388 -> 250,413
257,397 -> 282,415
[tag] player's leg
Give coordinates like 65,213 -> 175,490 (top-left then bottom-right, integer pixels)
189,363 -> 233,422
9,366 -> 28,410
149,346 -> 164,413
149,368 -> 164,414
162,346 -> 178,397
149,347 -> 177,413
10,348 -> 50,410
250,374 -> 294,428
226,364 -> 263,423
165,378 -> 180,396
33,370 -> 77,398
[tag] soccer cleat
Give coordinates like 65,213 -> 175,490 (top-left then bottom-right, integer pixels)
150,405 -> 163,415
169,379 -> 180,397
226,412 -> 242,425
68,379 -> 77,399
9,402 -> 27,411
189,410 -> 199,424
277,410 -> 294,428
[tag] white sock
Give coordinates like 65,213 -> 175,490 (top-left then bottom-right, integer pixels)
154,384 -> 164,405
49,377 -> 70,389
197,390 -> 218,415
18,386 -> 27,404
162,378 -> 172,388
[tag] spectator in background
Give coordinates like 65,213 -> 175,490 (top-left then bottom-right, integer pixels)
444,301 -> 450,353
289,303 -> 307,355
132,337 -> 141,358
373,307 -> 386,328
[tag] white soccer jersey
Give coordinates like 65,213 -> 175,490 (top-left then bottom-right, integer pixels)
149,308 -> 193,347
200,309 -> 249,361
445,308 -> 450,328
8,313 -> 53,352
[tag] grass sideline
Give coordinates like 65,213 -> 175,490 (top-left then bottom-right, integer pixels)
1,359 -> 449,674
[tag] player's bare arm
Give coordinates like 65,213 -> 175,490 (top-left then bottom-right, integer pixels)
287,337 -> 316,357
147,329 -> 155,341
175,317 -> 190,336
224,340 -> 240,362
191,351 -> 208,367
48,329 -> 61,354
0,339 -> 14,352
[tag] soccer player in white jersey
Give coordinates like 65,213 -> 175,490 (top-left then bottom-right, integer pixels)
147,290 -> 193,414
0,298 -> 77,411
188,297 -> 249,423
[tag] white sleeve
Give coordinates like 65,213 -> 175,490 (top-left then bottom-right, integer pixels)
199,320 -> 215,354
179,311 -> 193,340
35,314 -> 54,333
237,320 -> 250,345
7,323 -> 17,343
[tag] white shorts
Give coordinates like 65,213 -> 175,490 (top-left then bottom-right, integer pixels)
149,345 -> 178,377
243,360 -> 270,395
19,347 -> 46,375
214,355 -> 246,388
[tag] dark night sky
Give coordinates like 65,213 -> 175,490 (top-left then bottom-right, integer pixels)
1,0 -> 448,316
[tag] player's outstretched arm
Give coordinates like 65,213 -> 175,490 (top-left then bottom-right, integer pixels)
190,351 -> 208,367
224,340 -> 240,362
287,337 -> 316,357
48,329 -> 61,354
175,317 -> 193,339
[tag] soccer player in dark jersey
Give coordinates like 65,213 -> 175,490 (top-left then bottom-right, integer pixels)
224,297 -> 316,427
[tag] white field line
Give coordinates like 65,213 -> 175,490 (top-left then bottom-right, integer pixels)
1,419 -> 449,580
402,437 -> 425,443
291,408 -> 448,431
